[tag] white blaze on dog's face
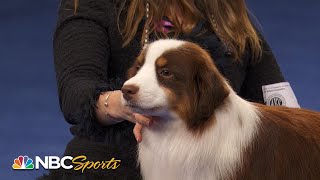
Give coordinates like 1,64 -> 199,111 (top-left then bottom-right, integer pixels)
122,39 -> 229,131
121,40 -> 185,116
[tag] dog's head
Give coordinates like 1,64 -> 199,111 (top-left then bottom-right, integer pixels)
122,39 -> 230,131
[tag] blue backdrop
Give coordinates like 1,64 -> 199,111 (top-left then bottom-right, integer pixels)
0,0 -> 319,179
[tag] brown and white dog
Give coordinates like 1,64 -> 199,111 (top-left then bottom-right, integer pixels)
121,39 -> 320,180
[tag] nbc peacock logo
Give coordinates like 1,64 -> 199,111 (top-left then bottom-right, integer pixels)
12,155 -> 34,170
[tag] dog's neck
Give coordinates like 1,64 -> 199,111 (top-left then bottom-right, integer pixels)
139,91 -> 261,180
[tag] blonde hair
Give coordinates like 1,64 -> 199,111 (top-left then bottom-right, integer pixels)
75,0 -> 262,61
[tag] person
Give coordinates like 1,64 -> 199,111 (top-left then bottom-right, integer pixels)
40,0 -> 299,179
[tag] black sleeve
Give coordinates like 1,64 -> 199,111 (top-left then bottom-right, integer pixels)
53,0 -> 117,127
240,34 -> 285,104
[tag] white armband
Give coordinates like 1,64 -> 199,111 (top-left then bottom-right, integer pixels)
262,82 -> 300,108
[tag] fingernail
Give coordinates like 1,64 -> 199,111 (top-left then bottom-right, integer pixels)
136,137 -> 141,143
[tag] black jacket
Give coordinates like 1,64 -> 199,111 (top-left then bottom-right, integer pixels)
51,0 -> 284,178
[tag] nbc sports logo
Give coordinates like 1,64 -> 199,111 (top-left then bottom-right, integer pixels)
12,155 -> 121,172
12,155 -> 34,170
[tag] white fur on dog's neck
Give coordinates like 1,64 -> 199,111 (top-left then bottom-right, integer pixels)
138,88 -> 260,180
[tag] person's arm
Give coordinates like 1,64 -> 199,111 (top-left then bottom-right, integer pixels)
54,0 -> 153,138
240,34 -> 300,107
54,0 -> 114,126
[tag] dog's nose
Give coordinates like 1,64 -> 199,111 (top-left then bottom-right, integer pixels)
121,84 -> 139,101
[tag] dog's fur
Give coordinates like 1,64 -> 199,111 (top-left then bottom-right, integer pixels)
121,39 -> 320,180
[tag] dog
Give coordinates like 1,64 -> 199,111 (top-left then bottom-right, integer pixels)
121,39 -> 320,180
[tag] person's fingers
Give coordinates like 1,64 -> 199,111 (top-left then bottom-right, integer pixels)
123,105 -> 134,114
123,112 -> 135,123
133,123 -> 143,143
133,113 -> 153,126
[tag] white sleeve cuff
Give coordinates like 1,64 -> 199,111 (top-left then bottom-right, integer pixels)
262,82 -> 300,108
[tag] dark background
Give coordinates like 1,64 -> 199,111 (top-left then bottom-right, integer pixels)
0,0 -> 319,179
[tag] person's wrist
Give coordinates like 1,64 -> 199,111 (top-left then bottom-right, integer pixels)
103,91 -> 117,125
100,91 -> 123,125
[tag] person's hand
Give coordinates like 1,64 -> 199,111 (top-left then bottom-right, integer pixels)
133,122 -> 144,143
95,90 -> 153,142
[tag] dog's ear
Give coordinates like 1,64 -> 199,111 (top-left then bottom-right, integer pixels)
127,47 -> 147,80
127,61 -> 138,79
189,60 -> 230,129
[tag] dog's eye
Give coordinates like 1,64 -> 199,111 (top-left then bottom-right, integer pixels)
136,65 -> 141,70
160,68 -> 172,77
